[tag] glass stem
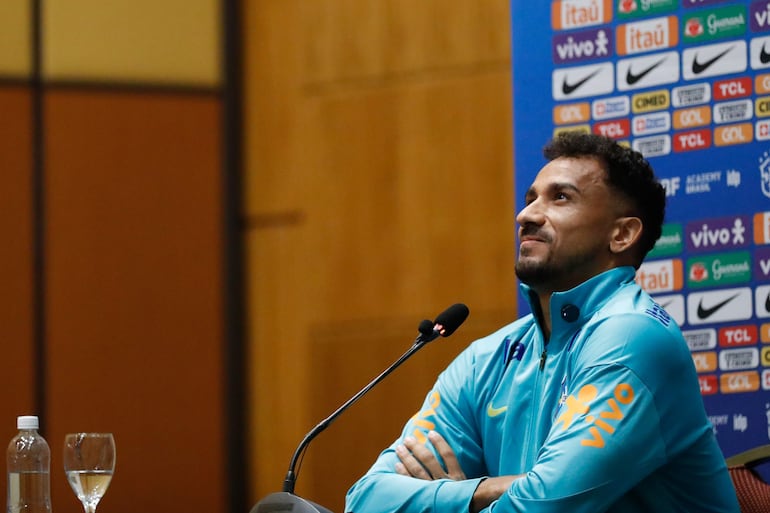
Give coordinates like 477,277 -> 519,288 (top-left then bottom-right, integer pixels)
83,504 -> 97,513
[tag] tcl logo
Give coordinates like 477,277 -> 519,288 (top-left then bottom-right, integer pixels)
593,119 -> 630,139
719,371 -> 760,393
699,375 -> 718,395
713,78 -> 752,100
719,325 -> 758,347
674,129 -> 711,152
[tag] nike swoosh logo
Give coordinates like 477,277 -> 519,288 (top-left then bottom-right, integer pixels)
692,46 -> 734,75
562,68 -> 601,95
761,44 -> 770,65
765,292 -> 770,314
626,57 -> 667,85
658,299 -> 674,310
487,402 -> 508,418
696,293 -> 740,320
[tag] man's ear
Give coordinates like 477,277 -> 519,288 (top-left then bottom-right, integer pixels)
610,216 -> 643,254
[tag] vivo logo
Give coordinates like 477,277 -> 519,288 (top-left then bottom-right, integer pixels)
553,28 -> 612,64
751,1 -> 770,32
686,216 -> 749,252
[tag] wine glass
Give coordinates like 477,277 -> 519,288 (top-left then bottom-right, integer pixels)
63,433 -> 116,513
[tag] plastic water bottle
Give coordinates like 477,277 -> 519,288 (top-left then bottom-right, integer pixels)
6,416 -> 52,513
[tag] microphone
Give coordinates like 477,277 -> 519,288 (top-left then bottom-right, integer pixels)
416,303 -> 470,342
250,303 -> 470,513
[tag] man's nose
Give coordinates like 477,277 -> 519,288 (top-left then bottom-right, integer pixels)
516,200 -> 543,226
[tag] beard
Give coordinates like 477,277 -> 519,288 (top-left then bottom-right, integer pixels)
515,258 -> 555,286
515,248 -> 600,292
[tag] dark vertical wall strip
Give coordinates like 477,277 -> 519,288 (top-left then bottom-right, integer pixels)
223,1 -> 247,512
30,0 -> 46,428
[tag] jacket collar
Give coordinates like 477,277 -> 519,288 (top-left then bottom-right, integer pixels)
519,266 -> 637,343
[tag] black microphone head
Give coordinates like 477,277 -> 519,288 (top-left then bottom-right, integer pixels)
418,319 -> 435,338
434,303 -> 469,337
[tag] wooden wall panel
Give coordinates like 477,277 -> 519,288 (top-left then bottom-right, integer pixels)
244,1 -> 514,510
43,91 -> 226,513
43,0 -> 221,86
0,86 -> 35,440
0,1 -> 31,76
302,0 -> 510,87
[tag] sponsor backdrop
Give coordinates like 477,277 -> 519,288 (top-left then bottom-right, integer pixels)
512,0 -> 770,458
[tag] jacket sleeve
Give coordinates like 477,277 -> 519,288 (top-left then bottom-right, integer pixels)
345,341 -> 492,513
485,315 -> 680,513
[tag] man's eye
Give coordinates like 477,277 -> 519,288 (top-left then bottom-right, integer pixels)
555,192 -> 568,200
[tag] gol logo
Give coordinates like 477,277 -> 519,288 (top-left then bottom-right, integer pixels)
715,124 -> 753,147
673,106 -> 711,129
720,371 -> 760,393
757,74 -> 770,95
555,383 -> 635,448
554,103 -> 591,125
692,351 -> 718,373
408,391 -> 440,443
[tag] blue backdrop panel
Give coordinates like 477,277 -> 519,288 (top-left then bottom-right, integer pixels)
511,0 -> 770,458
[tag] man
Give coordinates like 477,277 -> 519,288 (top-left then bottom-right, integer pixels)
345,132 -> 739,513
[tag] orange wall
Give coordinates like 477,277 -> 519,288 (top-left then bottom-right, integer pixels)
243,2 -> 515,511
0,2 -> 232,512
0,87 -> 35,439
43,90 -> 225,512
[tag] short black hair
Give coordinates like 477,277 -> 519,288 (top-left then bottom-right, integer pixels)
542,132 -> 666,265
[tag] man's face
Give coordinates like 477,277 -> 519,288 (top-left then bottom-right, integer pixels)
515,156 -> 623,293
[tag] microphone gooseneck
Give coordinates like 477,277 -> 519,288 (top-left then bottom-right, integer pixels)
281,303 -> 469,494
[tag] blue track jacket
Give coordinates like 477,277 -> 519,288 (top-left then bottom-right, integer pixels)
345,267 -> 740,513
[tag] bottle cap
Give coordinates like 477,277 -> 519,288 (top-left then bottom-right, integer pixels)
17,416 -> 39,430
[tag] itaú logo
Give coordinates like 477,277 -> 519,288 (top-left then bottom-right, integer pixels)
555,383 -> 635,448
635,258 -> 683,293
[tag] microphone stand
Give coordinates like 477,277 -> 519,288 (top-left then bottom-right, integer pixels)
250,328 -> 439,513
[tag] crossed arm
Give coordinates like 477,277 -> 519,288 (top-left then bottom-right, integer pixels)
394,430 -> 520,513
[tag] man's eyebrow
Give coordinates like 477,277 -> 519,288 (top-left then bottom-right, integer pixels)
524,181 -> 581,199
550,181 -> 581,194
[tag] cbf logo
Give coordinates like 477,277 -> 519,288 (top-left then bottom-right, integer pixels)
761,150 -> 770,198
